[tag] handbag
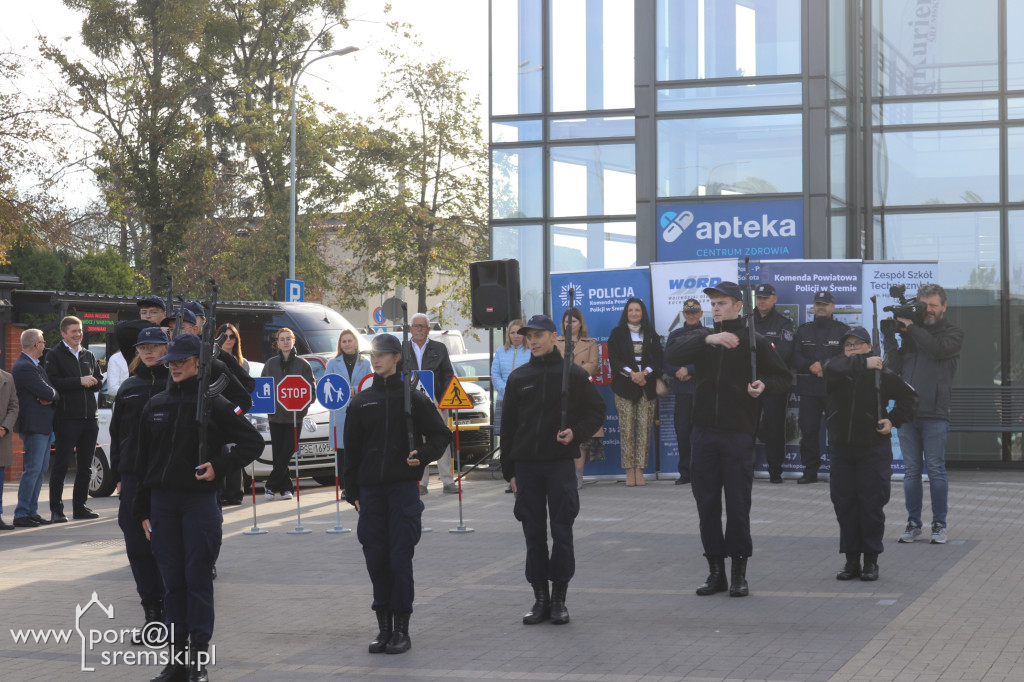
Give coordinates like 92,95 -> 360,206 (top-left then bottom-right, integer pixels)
655,376 -> 670,398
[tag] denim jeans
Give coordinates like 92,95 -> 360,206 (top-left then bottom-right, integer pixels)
15,433 -> 51,519
899,419 -> 949,528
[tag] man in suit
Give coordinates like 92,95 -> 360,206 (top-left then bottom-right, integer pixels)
45,316 -> 104,522
402,313 -> 458,494
11,329 -> 59,528
0,363 -> 19,530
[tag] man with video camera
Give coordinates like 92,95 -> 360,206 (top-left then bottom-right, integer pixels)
881,283 -> 963,545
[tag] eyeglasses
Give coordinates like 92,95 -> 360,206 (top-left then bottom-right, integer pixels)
844,340 -> 867,348
224,333 -> 235,339
167,359 -> 192,367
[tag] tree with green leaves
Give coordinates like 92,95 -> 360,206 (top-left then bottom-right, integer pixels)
338,47 -> 488,316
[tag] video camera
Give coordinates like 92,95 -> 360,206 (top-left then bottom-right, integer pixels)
880,284 -> 927,335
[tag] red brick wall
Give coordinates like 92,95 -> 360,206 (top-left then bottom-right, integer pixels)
4,323 -> 26,481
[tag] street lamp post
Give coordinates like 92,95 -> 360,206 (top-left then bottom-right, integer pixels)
289,46 -> 359,282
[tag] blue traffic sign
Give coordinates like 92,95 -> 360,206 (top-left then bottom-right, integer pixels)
408,370 -> 433,402
285,279 -> 305,302
316,373 -> 352,411
249,377 -> 276,414
373,306 -> 386,324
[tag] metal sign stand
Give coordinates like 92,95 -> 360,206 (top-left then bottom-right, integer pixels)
287,412 -> 312,535
242,460 -> 268,535
327,424 -> 350,534
449,422 -> 473,533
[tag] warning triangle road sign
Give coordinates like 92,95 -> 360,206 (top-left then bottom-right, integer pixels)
438,376 -> 471,410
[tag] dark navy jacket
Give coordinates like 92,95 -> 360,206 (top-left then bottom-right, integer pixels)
792,317 -> 850,397
45,342 -> 103,420
663,322 -> 703,396
748,306 -> 796,366
882,318 -> 963,421
109,362 -> 169,482
824,354 -> 918,447
12,352 -> 59,435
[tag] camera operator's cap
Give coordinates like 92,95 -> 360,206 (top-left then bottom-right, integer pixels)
682,298 -> 701,312
518,314 -> 558,334
157,333 -> 202,362
755,283 -> 776,297
137,294 -> 166,311
703,281 -> 743,301
842,326 -> 871,345
135,326 -> 170,347
184,300 -> 206,319
368,334 -> 402,355
814,290 -> 835,304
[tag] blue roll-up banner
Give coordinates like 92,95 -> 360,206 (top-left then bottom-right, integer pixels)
550,268 -> 653,478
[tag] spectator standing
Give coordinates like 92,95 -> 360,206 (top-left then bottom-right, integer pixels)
261,328 -> 315,500
45,316 -> 104,521
0,365 -> 18,530
555,308 -> 604,490
12,329 -> 58,528
607,298 -> 663,487
663,298 -> 704,485
217,322 -> 251,506
325,329 -> 372,487
882,283 -> 963,545
491,319 -> 526,402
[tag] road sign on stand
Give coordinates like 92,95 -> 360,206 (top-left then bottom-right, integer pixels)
249,377 -> 275,414
285,279 -> 305,302
410,370 -> 433,402
277,375 -> 313,412
438,377 -> 471,410
316,373 -> 351,411
373,307 -> 386,324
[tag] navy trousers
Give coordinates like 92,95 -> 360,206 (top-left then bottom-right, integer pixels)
149,489 -> 222,645
118,474 -> 163,602
797,395 -> 829,473
49,417 -> 98,514
673,393 -> 694,477
513,459 -> 580,584
829,441 -> 893,555
761,392 -> 789,477
690,426 -> 755,558
357,480 -> 423,613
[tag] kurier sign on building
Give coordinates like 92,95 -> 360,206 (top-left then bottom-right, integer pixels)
656,199 -> 804,262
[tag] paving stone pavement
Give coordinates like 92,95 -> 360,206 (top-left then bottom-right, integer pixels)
1,469 -> 1022,681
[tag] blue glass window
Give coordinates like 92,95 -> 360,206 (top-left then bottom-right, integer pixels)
550,144 -> 636,217
550,221 -> 637,272
550,116 -> 635,140
492,120 -> 543,143
657,81 -> 801,112
491,0 -> 543,115
492,147 -> 544,219
492,224 -> 545,318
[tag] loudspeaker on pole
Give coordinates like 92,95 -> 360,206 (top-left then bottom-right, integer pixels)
469,259 -> 522,328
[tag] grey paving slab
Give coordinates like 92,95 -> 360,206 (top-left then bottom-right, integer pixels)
0,470 -> 1021,680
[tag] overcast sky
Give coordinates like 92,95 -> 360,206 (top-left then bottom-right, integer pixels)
2,0 -> 489,205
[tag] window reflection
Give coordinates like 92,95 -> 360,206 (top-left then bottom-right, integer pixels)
550,222 -> 637,272
492,224 -> 545,318
657,114 -> 803,197
492,0 -> 543,115
874,129 -> 999,206
550,144 -> 636,217
657,81 -> 801,112
492,147 -> 543,219
492,120 -> 543,143
550,0 -> 634,111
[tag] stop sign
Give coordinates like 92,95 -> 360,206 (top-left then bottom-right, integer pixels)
276,375 -> 313,412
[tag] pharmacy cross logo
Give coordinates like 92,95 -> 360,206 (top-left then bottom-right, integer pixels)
660,210 -> 694,243
559,282 -> 585,309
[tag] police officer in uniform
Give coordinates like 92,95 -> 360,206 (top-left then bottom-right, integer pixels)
665,282 -> 791,597
663,299 -> 704,485
133,334 -> 263,682
824,327 -> 917,581
501,315 -> 606,624
343,334 -> 452,655
747,283 -> 795,483
792,291 -> 849,483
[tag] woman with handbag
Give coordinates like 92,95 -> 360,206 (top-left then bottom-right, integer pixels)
555,308 -> 605,490
608,298 -> 663,486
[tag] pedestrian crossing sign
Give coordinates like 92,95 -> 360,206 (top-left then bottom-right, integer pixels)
438,377 -> 471,410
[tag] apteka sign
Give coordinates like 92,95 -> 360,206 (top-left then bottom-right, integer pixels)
657,199 -> 803,262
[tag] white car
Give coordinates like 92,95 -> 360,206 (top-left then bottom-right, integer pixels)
90,355 -> 338,498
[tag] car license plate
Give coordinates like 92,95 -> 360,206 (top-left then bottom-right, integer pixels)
298,441 -> 332,457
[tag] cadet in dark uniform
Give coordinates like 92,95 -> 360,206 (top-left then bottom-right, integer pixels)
824,327 -> 917,581
665,282 -> 791,597
747,283 -> 795,483
133,334 -> 263,682
343,334 -> 451,655
791,291 -> 849,483
663,299 -> 704,485
501,315 -> 606,624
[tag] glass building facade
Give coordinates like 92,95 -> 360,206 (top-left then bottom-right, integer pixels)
490,0 -> 1024,464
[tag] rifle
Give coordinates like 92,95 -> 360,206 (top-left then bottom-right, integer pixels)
164,277 -> 175,390
870,295 -> 883,429
744,257 -> 757,384
195,279 -> 220,466
401,303 -> 416,455
561,288 -> 576,431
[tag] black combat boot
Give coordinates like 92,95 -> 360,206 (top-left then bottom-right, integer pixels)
188,642 -> 209,682
133,598 -> 166,646
149,640 -> 188,682
368,610 -> 393,653
836,553 -> 861,580
550,581 -> 570,624
861,552 -> 879,581
386,612 -> 412,654
696,556 -> 728,595
522,581 -> 550,625
729,557 -> 749,597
